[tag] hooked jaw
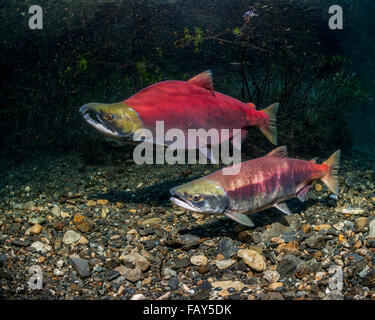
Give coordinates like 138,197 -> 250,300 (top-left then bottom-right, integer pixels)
170,187 -> 203,213
79,102 -> 143,140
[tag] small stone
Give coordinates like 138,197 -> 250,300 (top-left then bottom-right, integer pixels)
70,254 -> 91,278
141,218 -> 162,226
120,253 -> 150,271
215,259 -> 235,270
25,186 -> 31,192
23,201 -> 36,211
61,211 -> 70,219
315,183 -> 323,192
211,281 -> 244,298
11,239 -> 30,247
104,270 -> 120,281
123,265 -> 143,283
28,216 -> 45,225
78,236 -> 89,245
267,291 -> 284,300
355,217 -> 367,231
29,224 -> 42,235
56,260 -> 64,268
87,200 -> 96,206
217,237 -> 237,259
63,230 -> 81,244
51,205 -> 60,217
341,208 -> 364,215
237,249 -> 266,272
368,219 -> 375,238
31,241 -> 51,254
261,223 -> 290,242
276,241 -> 300,255
73,213 -> 93,233
277,255 -> 302,278
305,234 -> 325,249
131,294 -> 146,300
97,199 -> 108,205
363,269 -> 375,288
313,224 -> 331,232
190,255 -> 208,266
301,224 -> 312,234
168,276 -> 179,290
263,270 -> 280,283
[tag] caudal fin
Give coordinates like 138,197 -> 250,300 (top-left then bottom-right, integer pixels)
259,103 -> 279,145
321,150 -> 341,195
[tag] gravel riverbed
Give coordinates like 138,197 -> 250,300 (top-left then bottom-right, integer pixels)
0,149 -> 374,300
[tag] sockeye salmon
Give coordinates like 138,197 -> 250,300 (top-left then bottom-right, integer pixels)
79,70 -> 279,162
170,146 -> 341,226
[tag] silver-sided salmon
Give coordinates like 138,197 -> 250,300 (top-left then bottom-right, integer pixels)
170,146 -> 341,226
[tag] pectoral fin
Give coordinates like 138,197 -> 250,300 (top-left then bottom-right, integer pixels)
224,211 -> 255,227
274,203 -> 292,215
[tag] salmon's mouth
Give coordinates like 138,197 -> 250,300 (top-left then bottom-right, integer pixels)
80,104 -> 121,138
170,189 -> 202,213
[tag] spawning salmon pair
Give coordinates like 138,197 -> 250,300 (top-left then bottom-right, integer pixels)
80,71 -> 340,226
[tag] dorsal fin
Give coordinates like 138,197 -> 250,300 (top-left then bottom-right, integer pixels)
266,146 -> 288,158
247,103 -> 257,110
187,70 -> 214,91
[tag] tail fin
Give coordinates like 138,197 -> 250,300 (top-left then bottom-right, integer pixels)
259,103 -> 279,145
321,150 -> 341,194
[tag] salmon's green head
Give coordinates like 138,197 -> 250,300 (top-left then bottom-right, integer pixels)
79,102 -> 142,140
170,178 -> 229,214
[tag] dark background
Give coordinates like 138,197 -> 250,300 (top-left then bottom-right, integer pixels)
0,0 -> 374,165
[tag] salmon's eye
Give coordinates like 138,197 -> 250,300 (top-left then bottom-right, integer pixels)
106,114 -> 113,121
192,195 -> 201,201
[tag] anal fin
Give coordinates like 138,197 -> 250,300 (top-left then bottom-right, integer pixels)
224,211 -> 255,227
274,203 -> 292,215
297,184 -> 311,202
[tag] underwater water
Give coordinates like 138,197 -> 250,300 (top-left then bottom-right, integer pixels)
0,0 -> 374,301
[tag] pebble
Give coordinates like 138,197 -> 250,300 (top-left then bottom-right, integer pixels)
190,255 -> 208,266
141,218 -> 162,226
269,282 -> 283,290
168,276 -> 179,290
211,280 -> 244,298
355,217 -> 367,231
305,234 -> 325,249
363,269 -> 375,288
73,213 -> 93,233
51,205 -> 60,217
215,259 -> 235,270
276,241 -> 300,255
217,237 -> 237,259
131,294 -> 146,300
29,224 -> 42,235
277,255 -> 302,278
23,201 -> 36,211
237,249 -> 266,272
261,223 -> 290,242
31,241 -> 51,254
263,271 -> 280,283
368,219 -> 375,238
70,254 -> 91,278
341,208 -> 364,215
120,253 -> 150,271
78,236 -> 89,245
63,230 -> 81,244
